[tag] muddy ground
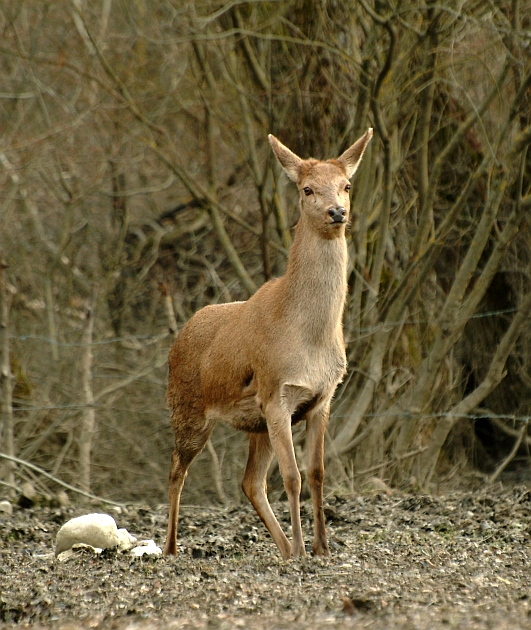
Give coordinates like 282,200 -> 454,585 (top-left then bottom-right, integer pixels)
1,486 -> 531,629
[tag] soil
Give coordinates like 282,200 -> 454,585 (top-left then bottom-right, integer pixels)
1,486 -> 531,630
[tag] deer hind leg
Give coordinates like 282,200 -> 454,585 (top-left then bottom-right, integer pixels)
242,432 -> 291,560
163,418 -> 214,556
305,402 -> 331,556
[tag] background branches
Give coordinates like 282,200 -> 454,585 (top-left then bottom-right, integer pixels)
0,0 -> 530,503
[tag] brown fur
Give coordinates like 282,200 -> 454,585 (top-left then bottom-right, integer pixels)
164,129 -> 373,559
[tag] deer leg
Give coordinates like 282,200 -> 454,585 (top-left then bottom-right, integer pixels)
266,404 -> 306,558
163,449 -> 188,555
163,421 -> 213,556
242,432 -> 291,559
305,404 -> 330,556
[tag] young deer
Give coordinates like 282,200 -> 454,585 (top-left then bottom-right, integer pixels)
164,129 -> 373,558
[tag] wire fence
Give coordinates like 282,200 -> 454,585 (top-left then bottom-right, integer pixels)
5,305 -> 527,427
10,333 -> 170,346
2,303 -> 529,504
9,403 -> 531,425
9,306 -> 517,347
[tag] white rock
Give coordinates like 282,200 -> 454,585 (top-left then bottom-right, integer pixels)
0,500 -> 13,515
55,513 -> 136,556
117,527 -> 137,551
130,539 -> 162,557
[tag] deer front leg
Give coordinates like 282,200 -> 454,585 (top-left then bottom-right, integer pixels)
242,432 -> 291,559
305,403 -> 330,556
266,403 -> 306,558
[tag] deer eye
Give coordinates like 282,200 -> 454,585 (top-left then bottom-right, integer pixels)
345,184 -> 351,192
302,186 -> 313,196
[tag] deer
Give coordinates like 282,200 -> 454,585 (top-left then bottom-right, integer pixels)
163,128 -> 373,559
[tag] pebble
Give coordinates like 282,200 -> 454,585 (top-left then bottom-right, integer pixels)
0,500 -> 13,515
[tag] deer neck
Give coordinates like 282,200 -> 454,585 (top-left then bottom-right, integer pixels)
281,219 -> 348,342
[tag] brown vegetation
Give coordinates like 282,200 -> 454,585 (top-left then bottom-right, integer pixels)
0,0 -> 530,505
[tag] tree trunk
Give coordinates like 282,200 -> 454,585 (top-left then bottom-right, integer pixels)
78,291 -> 97,494
0,260 -> 16,494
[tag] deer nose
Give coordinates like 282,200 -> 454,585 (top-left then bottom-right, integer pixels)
328,206 -> 346,223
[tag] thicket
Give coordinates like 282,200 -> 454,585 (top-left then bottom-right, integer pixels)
1,0 -> 530,505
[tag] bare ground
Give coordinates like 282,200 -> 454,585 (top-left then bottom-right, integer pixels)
1,486 -> 531,629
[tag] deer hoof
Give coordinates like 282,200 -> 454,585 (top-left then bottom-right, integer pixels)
312,543 -> 330,556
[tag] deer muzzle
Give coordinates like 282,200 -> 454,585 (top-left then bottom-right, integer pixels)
328,206 -> 346,224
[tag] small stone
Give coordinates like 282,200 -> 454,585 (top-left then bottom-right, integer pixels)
130,540 -> 162,557
117,527 -> 137,551
21,481 -> 36,500
18,482 -> 37,508
55,491 -> 70,508
0,500 -> 13,516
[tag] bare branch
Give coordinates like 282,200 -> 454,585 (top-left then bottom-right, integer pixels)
0,451 -> 125,507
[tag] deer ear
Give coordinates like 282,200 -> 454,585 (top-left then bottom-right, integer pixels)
337,128 -> 373,179
268,134 -> 303,182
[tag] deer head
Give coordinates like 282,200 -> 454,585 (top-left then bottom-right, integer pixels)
269,129 -> 373,239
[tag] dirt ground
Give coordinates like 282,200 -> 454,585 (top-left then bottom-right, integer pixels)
1,485 -> 531,630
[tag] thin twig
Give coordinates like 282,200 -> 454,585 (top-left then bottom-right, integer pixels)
488,423 -> 527,486
160,282 -> 178,337
354,447 -> 427,477
0,452 -> 126,507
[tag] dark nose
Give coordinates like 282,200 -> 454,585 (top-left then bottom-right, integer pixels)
328,206 -> 346,223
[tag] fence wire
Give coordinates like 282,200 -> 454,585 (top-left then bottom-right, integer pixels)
8,306 -> 517,347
